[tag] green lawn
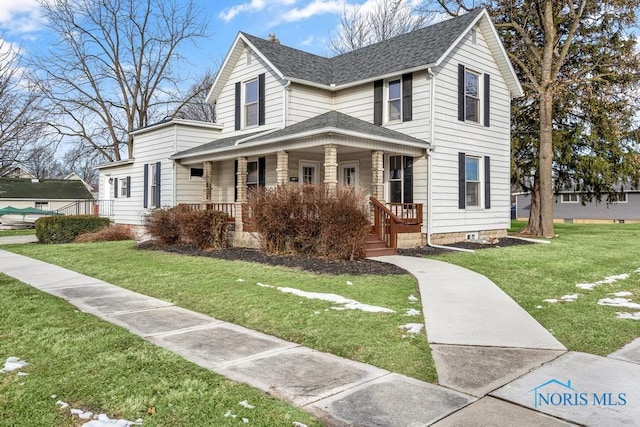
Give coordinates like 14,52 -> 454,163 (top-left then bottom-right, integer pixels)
430,222 -> 640,355
5,241 -> 435,383
0,274 -> 321,426
0,229 -> 36,237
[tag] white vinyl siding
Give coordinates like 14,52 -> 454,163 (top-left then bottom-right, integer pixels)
430,23 -> 511,233
287,83 -> 331,125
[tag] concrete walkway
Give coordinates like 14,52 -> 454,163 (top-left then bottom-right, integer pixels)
1,246 -> 639,426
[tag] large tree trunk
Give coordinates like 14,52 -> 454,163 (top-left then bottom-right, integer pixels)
537,89 -> 555,237
521,177 -> 541,236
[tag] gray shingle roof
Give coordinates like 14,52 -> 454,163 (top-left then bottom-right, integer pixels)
172,111 -> 427,159
243,9 -> 483,86
172,130 -> 268,158
0,178 -> 93,200
243,111 -> 426,145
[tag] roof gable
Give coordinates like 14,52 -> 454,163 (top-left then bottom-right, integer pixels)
0,178 -> 94,200
207,8 -> 521,100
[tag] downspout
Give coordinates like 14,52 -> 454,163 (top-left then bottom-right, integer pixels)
172,123 -> 177,206
426,68 -> 474,253
282,79 -> 291,128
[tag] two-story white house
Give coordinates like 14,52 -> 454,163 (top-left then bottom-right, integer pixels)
97,9 -> 522,253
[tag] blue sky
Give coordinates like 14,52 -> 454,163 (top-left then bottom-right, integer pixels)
0,0 -> 403,71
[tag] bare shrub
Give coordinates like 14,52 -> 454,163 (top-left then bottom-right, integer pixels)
178,209 -> 230,250
248,185 -> 370,260
143,207 -> 181,246
74,225 -> 133,243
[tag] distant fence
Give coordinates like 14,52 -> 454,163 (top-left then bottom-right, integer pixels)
56,199 -> 114,217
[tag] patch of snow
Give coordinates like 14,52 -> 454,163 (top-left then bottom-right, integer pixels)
256,282 -> 274,288
616,312 -> 640,320
543,299 -> 558,303
577,273 -> 630,290
313,311 -> 320,315
242,418 -> 249,424
236,279 -> 245,282
597,298 -> 640,309
613,291 -> 633,297
238,400 -> 254,409
223,410 -> 237,418
399,323 -> 424,334
536,305 -> 543,309
276,287 -> 395,313
408,295 -> 418,303
71,408 -> 94,419
635,268 -> 640,273
292,423 -> 308,427
81,414 -> 142,426
56,400 -> 69,409
560,294 -> 579,302
51,394 -> 57,399
1,357 -> 28,373
405,308 -> 421,316
346,281 -> 353,286
17,372 -> 28,376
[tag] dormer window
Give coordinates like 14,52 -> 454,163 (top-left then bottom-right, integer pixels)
245,78 -> 258,127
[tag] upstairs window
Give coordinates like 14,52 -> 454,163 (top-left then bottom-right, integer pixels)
245,78 -> 258,127
388,79 -> 401,121
464,70 -> 480,123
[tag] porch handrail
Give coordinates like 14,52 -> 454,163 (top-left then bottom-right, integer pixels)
178,203 -> 236,220
370,196 -> 401,250
387,202 -> 423,224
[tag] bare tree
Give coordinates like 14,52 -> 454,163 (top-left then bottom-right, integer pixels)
0,37 -> 46,175
22,140 -> 61,180
329,0 -> 433,55
32,0 -> 209,162
173,72 -> 216,122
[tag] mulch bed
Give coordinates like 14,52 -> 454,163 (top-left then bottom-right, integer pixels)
139,237 -> 535,276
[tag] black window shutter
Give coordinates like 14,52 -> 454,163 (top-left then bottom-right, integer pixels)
403,156 -> 413,203
114,178 -> 118,198
143,164 -> 148,208
234,159 -> 238,202
373,79 -> 383,125
484,74 -> 490,127
484,156 -> 491,209
234,82 -> 241,130
258,73 -> 265,126
402,73 -> 412,122
458,64 -> 465,122
126,176 -> 131,198
155,161 -> 161,206
458,152 -> 466,209
258,157 -> 266,187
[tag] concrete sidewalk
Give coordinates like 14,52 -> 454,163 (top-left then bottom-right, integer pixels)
0,234 -> 39,245
1,248 -> 640,426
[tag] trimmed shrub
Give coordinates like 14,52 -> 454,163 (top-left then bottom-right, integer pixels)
35,215 -> 111,244
248,185 -> 370,260
144,206 -> 230,250
74,225 -> 133,243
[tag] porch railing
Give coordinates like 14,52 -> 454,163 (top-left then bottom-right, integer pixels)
178,203 -> 236,220
387,202 -> 422,224
370,197 -> 401,250
56,199 -> 114,217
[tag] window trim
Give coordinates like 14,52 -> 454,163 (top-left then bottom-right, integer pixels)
339,161 -> 359,187
386,78 -> 402,122
299,160 -> 319,186
464,68 -> 481,123
246,159 -> 259,188
35,201 -> 49,210
464,155 -> 482,208
611,193 -> 628,204
560,193 -> 580,204
244,77 -> 259,128
190,167 -> 204,179
151,164 -> 159,208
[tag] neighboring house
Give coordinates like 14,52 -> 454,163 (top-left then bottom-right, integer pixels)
0,178 -> 94,212
97,8 -> 523,249
1,166 -> 36,179
515,190 -> 640,223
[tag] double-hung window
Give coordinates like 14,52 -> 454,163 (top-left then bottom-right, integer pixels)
388,79 -> 401,121
561,193 -> 579,203
247,160 -> 258,190
245,78 -> 258,127
151,164 -> 158,207
464,70 -> 480,123
465,156 -> 481,207
120,177 -> 128,197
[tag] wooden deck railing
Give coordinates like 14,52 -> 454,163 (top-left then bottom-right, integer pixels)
370,197 -> 402,250
387,202 -> 422,224
178,203 -> 236,220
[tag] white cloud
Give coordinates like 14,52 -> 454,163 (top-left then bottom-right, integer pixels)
300,35 -> 315,46
0,0 -> 43,33
219,0 -> 296,22
281,0 -> 346,23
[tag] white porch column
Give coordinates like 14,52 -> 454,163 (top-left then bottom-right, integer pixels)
276,151 -> 289,185
371,150 -> 385,201
323,144 -> 338,194
202,161 -> 213,203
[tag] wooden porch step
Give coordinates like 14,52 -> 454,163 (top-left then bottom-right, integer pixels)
364,233 -> 396,257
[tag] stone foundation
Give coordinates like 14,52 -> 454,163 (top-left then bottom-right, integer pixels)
396,232 -> 425,249
231,231 -> 261,249
429,229 -> 507,246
